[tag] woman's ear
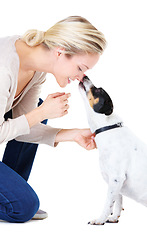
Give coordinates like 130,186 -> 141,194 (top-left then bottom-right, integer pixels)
56,47 -> 65,57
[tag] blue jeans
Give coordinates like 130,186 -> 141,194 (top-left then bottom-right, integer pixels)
0,99 -> 47,223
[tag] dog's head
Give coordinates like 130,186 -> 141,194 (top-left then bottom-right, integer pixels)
79,76 -> 113,116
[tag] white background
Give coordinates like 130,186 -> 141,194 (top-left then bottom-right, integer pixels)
0,0 -> 147,239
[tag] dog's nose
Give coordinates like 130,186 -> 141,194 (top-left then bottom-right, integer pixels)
82,75 -> 90,82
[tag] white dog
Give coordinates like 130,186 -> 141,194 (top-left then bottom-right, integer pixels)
79,76 -> 147,225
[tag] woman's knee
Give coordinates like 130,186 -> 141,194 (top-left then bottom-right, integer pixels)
18,190 -> 39,223
20,191 -> 39,222
0,161 -> 39,223
8,186 -> 40,223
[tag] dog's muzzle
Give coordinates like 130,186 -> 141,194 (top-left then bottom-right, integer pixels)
79,81 -> 86,91
79,76 -> 93,92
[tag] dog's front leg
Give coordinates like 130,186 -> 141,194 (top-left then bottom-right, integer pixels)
106,194 -> 123,223
88,176 -> 125,225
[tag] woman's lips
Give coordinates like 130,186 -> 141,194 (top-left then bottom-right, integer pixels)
68,78 -> 83,84
68,78 -> 74,84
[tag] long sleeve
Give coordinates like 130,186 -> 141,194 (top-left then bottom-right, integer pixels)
0,67 -> 61,147
0,68 -> 30,143
13,78 -> 61,147
0,35 -> 61,147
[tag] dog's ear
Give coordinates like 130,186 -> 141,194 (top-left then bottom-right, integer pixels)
93,88 -> 113,116
98,98 -> 113,116
93,97 -> 105,113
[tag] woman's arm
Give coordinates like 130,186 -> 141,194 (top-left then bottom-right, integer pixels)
55,128 -> 96,150
25,92 -> 70,128
0,69 -> 30,143
25,90 -> 96,150
14,87 -> 70,146
0,68 -> 95,149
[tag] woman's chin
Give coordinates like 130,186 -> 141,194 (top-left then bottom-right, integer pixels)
58,82 -> 67,88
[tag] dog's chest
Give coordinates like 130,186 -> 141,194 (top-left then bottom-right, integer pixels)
95,127 -> 147,194
94,128 -> 135,179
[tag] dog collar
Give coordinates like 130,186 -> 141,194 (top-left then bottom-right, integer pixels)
95,122 -> 123,136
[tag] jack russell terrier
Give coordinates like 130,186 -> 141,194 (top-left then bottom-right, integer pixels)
79,75 -> 147,225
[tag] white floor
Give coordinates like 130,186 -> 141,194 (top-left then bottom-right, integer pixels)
1,143 -> 147,240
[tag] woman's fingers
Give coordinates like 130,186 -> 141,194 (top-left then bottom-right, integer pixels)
51,92 -> 66,98
41,92 -> 71,119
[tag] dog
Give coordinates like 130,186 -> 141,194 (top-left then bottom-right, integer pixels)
79,75 -> 147,225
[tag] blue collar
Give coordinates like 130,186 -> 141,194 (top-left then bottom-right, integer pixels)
95,122 -> 123,136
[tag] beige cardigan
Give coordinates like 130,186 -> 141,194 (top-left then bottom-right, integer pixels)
0,35 -> 61,147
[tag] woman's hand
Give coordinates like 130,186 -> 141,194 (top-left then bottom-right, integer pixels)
39,92 -> 71,119
74,129 -> 96,150
55,128 -> 96,150
25,92 -> 71,128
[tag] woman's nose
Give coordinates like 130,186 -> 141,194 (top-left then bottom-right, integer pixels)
76,73 -> 85,82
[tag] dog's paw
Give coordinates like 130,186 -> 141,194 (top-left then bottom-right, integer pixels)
88,219 -> 105,225
106,215 -> 119,223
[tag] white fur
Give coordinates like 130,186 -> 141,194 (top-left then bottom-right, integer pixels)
79,82 -> 147,225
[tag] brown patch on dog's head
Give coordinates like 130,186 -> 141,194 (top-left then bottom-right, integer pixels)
87,86 -> 113,116
87,89 -> 99,108
79,75 -> 113,116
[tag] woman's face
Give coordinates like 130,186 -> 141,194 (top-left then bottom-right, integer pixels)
52,50 -> 100,88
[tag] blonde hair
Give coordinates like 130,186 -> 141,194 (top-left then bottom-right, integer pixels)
22,16 -> 106,55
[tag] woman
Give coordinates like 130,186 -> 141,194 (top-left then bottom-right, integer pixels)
0,16 -> 106,223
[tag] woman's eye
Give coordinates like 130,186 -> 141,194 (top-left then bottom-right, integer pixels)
78,67 -> 82,72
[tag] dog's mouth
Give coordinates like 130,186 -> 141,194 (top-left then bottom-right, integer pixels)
79,75 -> 92,92
79,81 -> 86,91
